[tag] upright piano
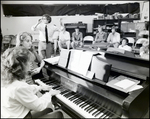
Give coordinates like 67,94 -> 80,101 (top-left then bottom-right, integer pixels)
42,50 -> 149,118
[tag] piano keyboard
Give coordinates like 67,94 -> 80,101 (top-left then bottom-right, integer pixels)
42,79 -> 120,118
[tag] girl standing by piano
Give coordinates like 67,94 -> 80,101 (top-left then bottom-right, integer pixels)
16,32 -> 45,84
1,46 -> 63,118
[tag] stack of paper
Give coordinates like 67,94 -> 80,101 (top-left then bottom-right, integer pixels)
106,75 -> 141,93
44,56 -> 60,65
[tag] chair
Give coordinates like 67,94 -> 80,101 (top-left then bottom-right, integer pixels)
83,36 -> 94,46
32,40 -> 39,52
2,35 -> 12,52
9,35 -> 16,48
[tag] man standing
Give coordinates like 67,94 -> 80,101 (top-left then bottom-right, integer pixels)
107,26 -> 120,48
71,26 -> 83,49
31,14 -> 59,59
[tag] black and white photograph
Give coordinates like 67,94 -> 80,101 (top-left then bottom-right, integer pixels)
1,1 -> 149,118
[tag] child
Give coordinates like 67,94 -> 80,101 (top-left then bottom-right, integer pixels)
16,32 -> 45,84
139,40 -> 149,60
118,38 -> 132,51
1,46 -> 63,118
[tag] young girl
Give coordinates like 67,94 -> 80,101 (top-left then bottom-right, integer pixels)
1,46 -> 63,118
16,32 -> 45,84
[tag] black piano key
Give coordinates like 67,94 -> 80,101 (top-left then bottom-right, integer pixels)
60,89 -> 69,95
68,95 -> 77,101
69,94 -> 79,101
88,103 -> 99,113
52,85 -> 61,89
85,102 -> 96,112
67,93 -> 77,99
95,108 -> 107,118
76,98 -> 85,105
73,95 -> 83,104
84,101 -> 94,111
80,100 -> 91,109
94,108 -> 104,117
88,106 -> 98,114
79,99 -> 90,107
92,106 -> 103,116
63,91 -> 73,97
98,110 -> 109,118
74,97 -> 85,105
65,92 -> 75,98
71,95 -> 80,102
103,111 -> 112,118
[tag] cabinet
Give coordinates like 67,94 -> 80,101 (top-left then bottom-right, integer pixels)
93,19 -> 121,34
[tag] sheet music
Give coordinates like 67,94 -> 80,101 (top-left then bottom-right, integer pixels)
44,56 -> 60,65
58,49 -> 70,68
114,79 -> 136,90
68,50 -> 83,73
86,71 -> 95,79
76,52 -> 93,76
68,50 -> 93,76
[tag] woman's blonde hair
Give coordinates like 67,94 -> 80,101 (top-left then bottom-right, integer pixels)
1,46 -> 32,86
16,32 -> 33,47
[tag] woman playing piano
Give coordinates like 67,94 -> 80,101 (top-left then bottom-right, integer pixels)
1,46 -> 63,118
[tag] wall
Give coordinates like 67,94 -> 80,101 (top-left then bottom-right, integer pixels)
1,4 -> 97,40
1,1 -> 148,40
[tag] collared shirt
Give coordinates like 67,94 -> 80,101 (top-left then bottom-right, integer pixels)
95,31 -> 107,42
118,45 -> 132,51
107,32 -> 120,44
1,80 -> 52,118
59,31 -> 70,42
72,32 -> 83,41
31,23 -> 58,42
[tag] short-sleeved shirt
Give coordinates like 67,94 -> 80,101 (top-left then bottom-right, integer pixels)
59,31 -> 70,42
118,45 -> 132,51
32,23 -> 58,42
95,32 -> 107,42
72,32 -> 83,41
107,32 -> 120,44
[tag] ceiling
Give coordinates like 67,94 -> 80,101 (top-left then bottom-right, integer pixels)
1,1 -> 142,5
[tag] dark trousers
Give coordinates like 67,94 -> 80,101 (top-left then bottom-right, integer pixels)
46,42 -> 54,58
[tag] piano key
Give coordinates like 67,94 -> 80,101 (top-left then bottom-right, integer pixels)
79,99 -> 90,107
56,93 -> 96,118
92,107 -> 104,116
95,108 -> 108,118
94,110 -> 105,118
69,95 -> 79,101
80,100 -> 91,108
84,101 -> 95,111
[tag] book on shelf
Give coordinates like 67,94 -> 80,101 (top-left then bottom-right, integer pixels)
106,75 -> 141,93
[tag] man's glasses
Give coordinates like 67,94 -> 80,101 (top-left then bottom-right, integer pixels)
42,18 -> 47,20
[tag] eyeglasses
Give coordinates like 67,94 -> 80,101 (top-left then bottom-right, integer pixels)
42,18 -> 47,20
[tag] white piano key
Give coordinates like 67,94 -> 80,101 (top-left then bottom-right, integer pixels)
56,94 -> 96,118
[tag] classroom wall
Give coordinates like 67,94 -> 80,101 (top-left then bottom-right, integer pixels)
1,1 -> 148,40
1,4 -> 97,40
